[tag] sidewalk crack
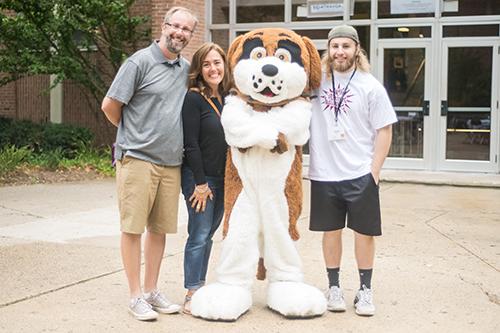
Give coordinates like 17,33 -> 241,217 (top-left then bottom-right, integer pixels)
0,251 -> 185,309
458,274 -> 500,306
424,212 -> 499,273
0,204 -> 45,219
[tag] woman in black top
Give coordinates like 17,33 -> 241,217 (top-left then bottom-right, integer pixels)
181,42 -> 232,314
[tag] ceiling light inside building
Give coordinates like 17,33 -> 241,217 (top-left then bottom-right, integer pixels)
398,27 -> 410,33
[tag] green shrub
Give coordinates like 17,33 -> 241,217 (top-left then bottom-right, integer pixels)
0,117 -> 114,179
0,145 -> 32,176
0,117 -> 44,151
41,123 -> 93,158
59,144 -> 115,176
31,148 -> 66,170
0,117 -> 93,158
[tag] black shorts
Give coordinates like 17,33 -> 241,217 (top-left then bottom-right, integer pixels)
309,173 -> 382,236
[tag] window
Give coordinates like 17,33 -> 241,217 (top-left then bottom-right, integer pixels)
236,0 -> 284,23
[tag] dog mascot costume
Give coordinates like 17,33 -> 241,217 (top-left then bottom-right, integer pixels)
190,28 -> 326,320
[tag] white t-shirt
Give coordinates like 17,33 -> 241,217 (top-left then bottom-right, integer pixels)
309,69 -> 397,181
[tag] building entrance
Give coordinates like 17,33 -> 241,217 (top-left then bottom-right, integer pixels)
379,37 -> 499,172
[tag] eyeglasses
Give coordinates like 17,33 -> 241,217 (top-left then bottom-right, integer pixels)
164,22 -> 194,35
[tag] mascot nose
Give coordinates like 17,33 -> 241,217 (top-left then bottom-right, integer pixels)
262,64 -> 278,77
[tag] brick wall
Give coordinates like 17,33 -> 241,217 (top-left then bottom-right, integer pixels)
16,75 -> 50,122
63,80 -> 116,146
0,75 -> 16,118
0,75 -> 51,122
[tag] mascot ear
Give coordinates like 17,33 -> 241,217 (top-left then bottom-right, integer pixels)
227,34 -> 246,69
302,36 -> 322,91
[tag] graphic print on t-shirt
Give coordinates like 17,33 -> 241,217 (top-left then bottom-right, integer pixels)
320,84 -> 354,117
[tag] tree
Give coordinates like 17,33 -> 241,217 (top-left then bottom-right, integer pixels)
0,0 -> 151,103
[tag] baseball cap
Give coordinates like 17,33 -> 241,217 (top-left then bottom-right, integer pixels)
327,25 -> 360,44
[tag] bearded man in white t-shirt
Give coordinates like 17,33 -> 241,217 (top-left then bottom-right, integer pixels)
308,25 -> 397,317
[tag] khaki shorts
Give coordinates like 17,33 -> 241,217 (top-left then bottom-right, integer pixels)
116,156 -> 180,234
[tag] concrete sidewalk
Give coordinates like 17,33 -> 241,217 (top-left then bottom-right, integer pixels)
0,175 -> 499,332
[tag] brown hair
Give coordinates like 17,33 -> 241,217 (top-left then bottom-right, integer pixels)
187,42 -> 233,97
321,41 -> 371,78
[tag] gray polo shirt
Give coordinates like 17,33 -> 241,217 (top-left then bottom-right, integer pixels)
106,41 -> 189,166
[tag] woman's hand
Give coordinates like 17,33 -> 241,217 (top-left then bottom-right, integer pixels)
189,183 -> 213,213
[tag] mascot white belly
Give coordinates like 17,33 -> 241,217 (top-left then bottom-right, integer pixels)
190,28 -> 326,321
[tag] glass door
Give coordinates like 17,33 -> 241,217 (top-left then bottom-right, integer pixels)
378,40 -> 433,169
439,41 -> 499,172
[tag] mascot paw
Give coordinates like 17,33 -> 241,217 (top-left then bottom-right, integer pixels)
270,132 -> 288,154
190,283 -> 252,321
267,281 -> 326,318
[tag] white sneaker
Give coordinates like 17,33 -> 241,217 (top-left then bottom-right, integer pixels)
325,286 -> 346,312
354,285 -> 375,316
144,290 -> 182,314
129,297 -> 158,321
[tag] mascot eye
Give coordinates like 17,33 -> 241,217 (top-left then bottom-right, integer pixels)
250,47 -> 267,60
275,48 -> 291,62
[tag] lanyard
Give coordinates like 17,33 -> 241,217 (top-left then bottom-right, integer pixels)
331,68 -> 356,122
201,94 -> 222,118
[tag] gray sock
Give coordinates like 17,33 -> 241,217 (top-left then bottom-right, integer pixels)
327,267 -> 340,288
359,268 -> 373,289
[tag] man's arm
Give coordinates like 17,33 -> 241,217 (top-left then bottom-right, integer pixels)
101,97 -> 123,127
371,124 -> 392,184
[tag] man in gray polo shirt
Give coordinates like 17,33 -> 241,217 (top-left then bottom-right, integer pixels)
101,6 -> 197,321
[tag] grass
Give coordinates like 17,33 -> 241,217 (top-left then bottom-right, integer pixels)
0,144 -> 115,179
0,145 -> 32,175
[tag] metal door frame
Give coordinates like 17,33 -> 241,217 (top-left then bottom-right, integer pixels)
438,38 -> 499,172
377,39 -> 434,170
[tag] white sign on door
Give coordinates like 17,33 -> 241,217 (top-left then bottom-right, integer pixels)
391,0 -> 435,14
307,0 -> 344,17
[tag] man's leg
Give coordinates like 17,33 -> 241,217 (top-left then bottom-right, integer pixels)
144,231 -> 166,293
116,157 -> 162,320
354,231 -> 375,271
323,229 -> 346,312
347,173 -> 380,289
354,231 -> 375,289
324,230 -> 342,287
121,232 -> 142,297
145,163 -> 180,293
143,229 -> 180,314
310,179 -> 347,312
142,164 -> 182,314
353,231 -> 376,316
323,229 -> 343,269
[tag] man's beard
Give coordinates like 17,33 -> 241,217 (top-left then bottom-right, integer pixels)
165,35 -> 187,54
332,55 -> 356,73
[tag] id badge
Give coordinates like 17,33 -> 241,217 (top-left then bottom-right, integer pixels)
328,122 -> 346,141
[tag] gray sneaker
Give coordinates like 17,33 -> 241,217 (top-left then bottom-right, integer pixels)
144,290 -> 181,314
129,297 -> 158,321
325,286 -> 346,312
354,285 -> 375,316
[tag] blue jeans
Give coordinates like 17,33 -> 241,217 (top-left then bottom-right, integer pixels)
181,166 -> 224,290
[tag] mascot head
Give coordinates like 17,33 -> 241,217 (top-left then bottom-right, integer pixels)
227,28 -> 321,106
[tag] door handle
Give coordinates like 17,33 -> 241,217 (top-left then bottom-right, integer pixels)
441,101 -> 448,116
422,100 -> 430,116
